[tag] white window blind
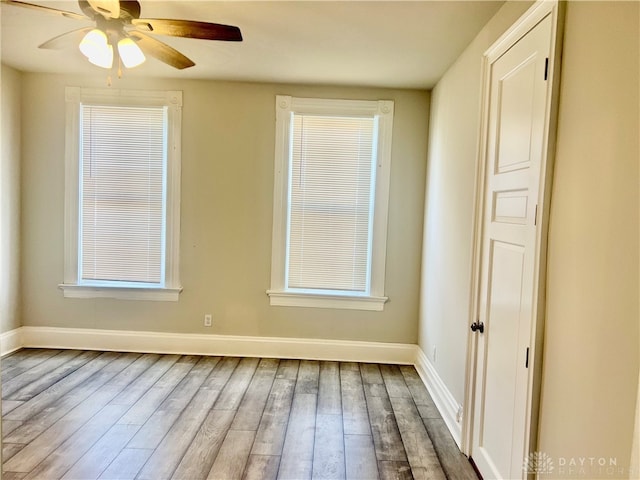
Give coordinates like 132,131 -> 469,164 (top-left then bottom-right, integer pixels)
269,96 -> 393,311
79,104 -> 166,285
287,113 -> 377,293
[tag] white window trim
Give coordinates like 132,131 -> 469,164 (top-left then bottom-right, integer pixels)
59,87 -> 183,301
267,95 -> 394,311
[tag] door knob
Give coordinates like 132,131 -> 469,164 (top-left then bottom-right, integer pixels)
470,321 -> 484,333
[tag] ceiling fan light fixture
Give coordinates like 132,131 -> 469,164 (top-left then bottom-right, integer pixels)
88,43 -> 113,68
79,28 -> 107,58
79,28 -> 113,68
117,37 -> 146,68
8,0 -> 243,73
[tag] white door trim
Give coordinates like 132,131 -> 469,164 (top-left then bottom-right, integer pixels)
461,0 -> 564,458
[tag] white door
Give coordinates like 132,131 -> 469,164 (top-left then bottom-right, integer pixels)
470,10 -> 557,480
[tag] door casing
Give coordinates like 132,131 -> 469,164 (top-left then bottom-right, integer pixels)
461,0 -> 565,466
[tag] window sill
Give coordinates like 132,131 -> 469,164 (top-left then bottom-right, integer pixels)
59,284 -> 182,301
266,290 -> 387,311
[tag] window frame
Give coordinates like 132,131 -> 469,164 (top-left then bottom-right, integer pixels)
59,87 -> 183,301
267,95 -> 394,311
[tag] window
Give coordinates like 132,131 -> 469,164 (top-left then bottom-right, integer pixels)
60,87 -> 182,301
268,95 -> 394,311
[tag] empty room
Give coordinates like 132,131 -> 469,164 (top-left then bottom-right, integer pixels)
0,1 -> 638,479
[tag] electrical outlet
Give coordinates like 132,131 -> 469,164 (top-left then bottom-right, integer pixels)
204,314 -> 212,327
456,405 -> 463,423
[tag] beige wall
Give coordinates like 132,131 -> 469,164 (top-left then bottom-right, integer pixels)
632,373 -> 639,476
0,64 -> 22,334
538,2 -> 639,476
19,74 -> 429,344
418,0 -> 532,404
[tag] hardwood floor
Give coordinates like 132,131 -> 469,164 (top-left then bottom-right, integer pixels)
1,349 -> 478,480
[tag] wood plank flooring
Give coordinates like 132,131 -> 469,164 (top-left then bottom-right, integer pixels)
2,349 -> 478,480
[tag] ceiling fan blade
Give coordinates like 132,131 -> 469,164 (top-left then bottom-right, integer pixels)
128,31 -> 195,70
132,18 -> 242,42
1,0 -> 87,20
39,27 -> 93,49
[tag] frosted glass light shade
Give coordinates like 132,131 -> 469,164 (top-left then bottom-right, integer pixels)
79,29 -> 113,69
88,44 -> 113,68
79,29 -> 107,58
117,37 -> 146,68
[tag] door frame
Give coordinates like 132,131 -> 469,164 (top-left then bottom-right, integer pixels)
461,0 -> 565,461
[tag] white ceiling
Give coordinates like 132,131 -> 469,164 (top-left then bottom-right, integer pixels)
1,1 -> 504,89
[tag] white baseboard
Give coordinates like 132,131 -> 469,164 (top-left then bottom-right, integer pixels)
12,326 -> 416,365
414,346 -> 463,448
0,327 -> 23,356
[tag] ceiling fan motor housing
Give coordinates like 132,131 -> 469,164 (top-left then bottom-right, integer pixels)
79,0 -> 141,21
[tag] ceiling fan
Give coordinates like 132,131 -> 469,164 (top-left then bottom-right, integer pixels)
2,0 -> 243,72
